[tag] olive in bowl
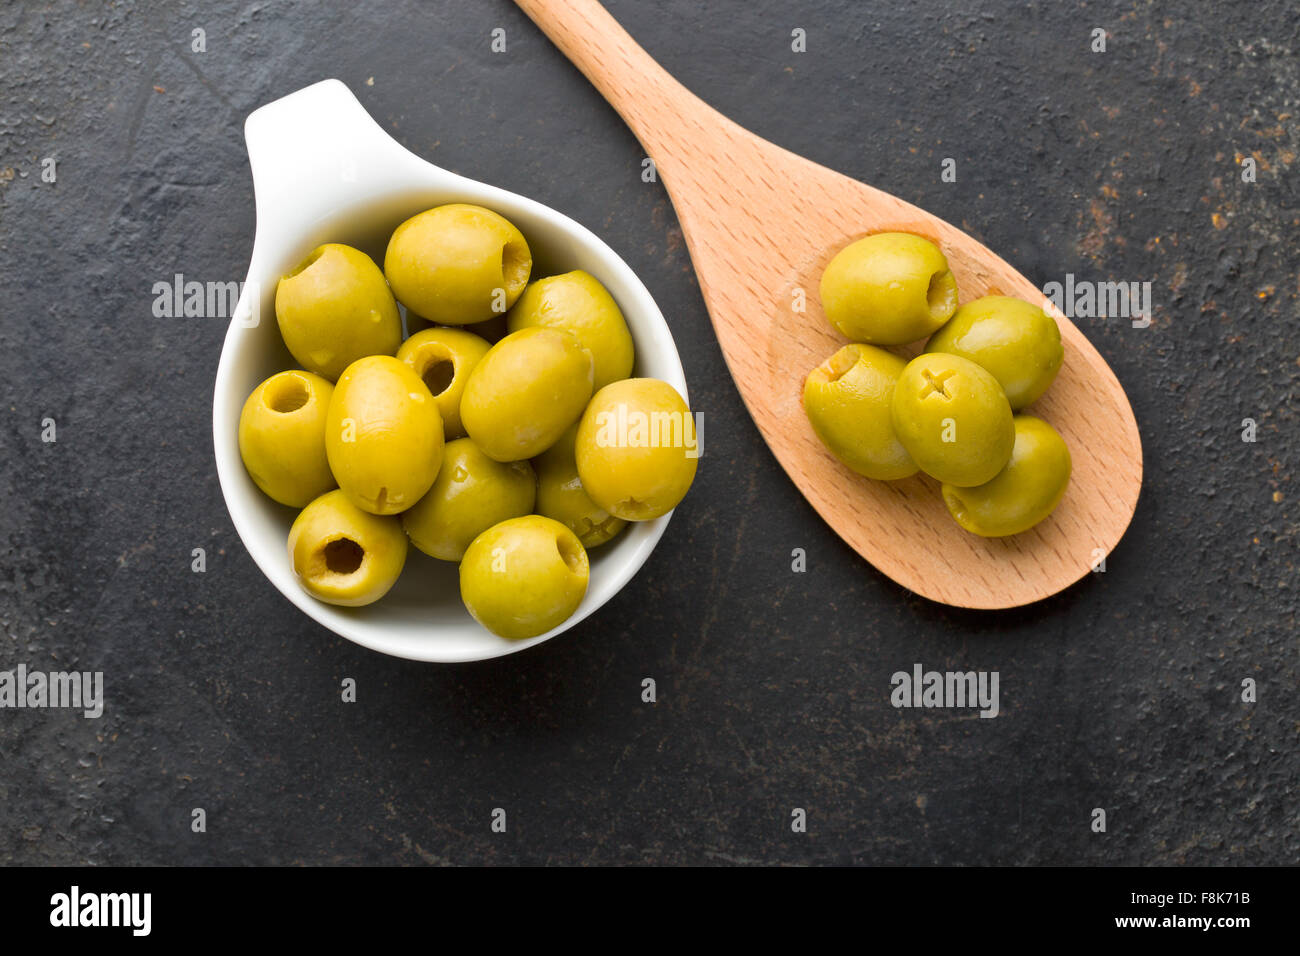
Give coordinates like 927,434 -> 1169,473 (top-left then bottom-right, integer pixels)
288,489 -> 408,606
575,378 -> 699,521
402,438 -> 536,562
460,326 -> 595,462
325,355 -> 445,515
238,369 -> 337,507
459,516 -> 590,640
384,203 -> 532,326
506,269 -> 635,391
274,243 -> 402,382
396,327 -> 492,440
533,424 -> 628,549
212,80 -> 691,662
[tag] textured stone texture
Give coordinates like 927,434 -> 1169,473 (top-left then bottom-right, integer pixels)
0,0 -> 1295,865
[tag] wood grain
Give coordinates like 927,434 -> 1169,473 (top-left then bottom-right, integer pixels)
514,0 -> 1143,608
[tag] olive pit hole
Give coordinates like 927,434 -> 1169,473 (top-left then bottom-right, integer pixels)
265,377 -> 310,413
323,538 -> 364,575
927,269 -> 958,320
501,240 -> 531,295
421,357 -> 456,396
822,348 -> 859,383
286,246 -> 326,279
919,368 -> 955,400
556,535 -> 584,574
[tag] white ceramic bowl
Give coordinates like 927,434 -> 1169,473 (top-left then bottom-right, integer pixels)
212,79 -> 686,663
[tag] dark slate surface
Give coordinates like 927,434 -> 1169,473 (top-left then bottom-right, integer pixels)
0,0 -> 1296,866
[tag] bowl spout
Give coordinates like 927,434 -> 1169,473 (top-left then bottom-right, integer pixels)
243,79 -> 451,244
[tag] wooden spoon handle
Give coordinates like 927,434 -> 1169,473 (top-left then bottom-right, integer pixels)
513,0 -> 722,167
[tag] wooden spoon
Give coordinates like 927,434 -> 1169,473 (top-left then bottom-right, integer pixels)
513,0 -> 1143,609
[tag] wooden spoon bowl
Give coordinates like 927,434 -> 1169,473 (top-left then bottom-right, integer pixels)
515,0 -> 1143,608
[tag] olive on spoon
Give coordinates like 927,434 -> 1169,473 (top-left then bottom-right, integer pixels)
514,0 -> 1142,608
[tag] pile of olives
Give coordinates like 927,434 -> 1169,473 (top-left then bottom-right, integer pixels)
805,232 -> 1071,537
238,203 -> 698,639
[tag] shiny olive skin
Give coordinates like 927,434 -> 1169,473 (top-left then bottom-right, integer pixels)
533,424 -> 628,548
275,243 -> 402,381
460,327 -> 594,462
575,378 -> 698,521
401,438 -> 536,561
459,515 -> 590,639
288,489 -> 408,606
396,327 -> 491,440
506,270 -> 634,391
238,370 -> 337,507
384,204 -> 532,325
942,416 -> 1071,536
891,353 -> 1014,487
926,296 -> 1063,410
325,355 -> 445,515
803,344 -> 917,480
819,232 -> 958,345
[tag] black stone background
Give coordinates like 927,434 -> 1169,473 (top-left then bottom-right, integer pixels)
0,0 -> 1296,866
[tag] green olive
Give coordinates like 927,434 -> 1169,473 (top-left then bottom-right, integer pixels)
288,489 -> 408,606
275,243 -> 402,381
459,515 -> 589,639
384,204 -> 532,325
575,378 -> 698,521
238,370 -> 337,507
325,355 -> 445,515
819,232 -> 958,345
533,424 -> 628,548
926,296 -> 1063,410
401,438 -> 536,561
506,270 -> 634,391
803,344 -> 917,480
396,327 -> 491,440
942,416 -> 1071,536
460,327 -> 594,461
891,353 -> 1014,487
